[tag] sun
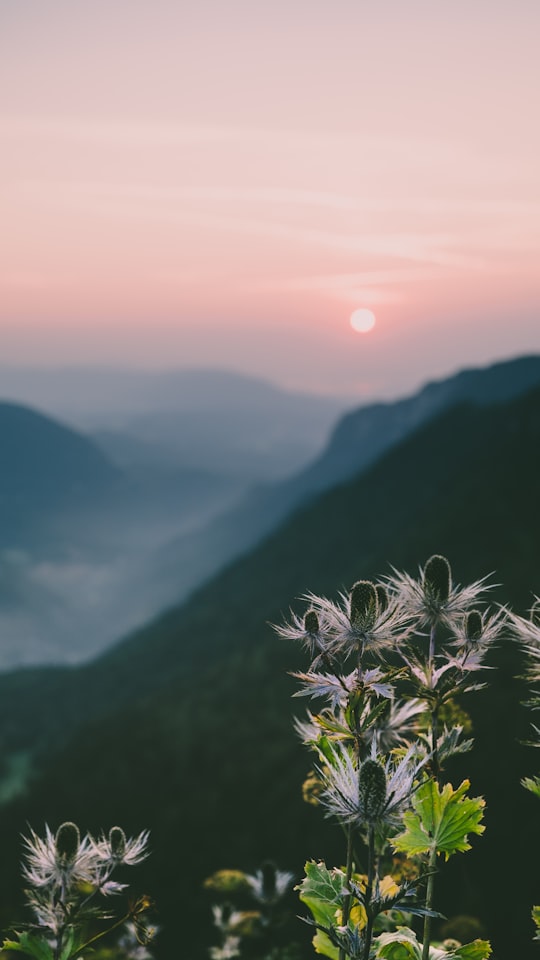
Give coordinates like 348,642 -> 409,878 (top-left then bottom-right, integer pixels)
350,308 -> 376,333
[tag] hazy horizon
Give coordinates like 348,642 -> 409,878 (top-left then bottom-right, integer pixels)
1,349 -> 539,411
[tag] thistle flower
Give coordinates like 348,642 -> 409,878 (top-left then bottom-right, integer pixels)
450,607 -> 507,657
94,826 -> 150,867
318,742 -> 425,828
305,582 -> 409,661
22,823 -> 96,892
387,556 -> 491,632
274,606 -> 333,669
245,861 -> 294,904
291,666 -> 394,710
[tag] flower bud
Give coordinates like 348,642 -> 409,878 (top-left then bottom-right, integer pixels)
55,822 -> 80,864
465,610 -> 483,642
350,581 -> 378,630
423,555 -> 451,602
359,759 -> 387,822
109,826 -> 127,860
304,610 -> 319,635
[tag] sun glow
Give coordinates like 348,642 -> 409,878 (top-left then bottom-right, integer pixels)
350,308 -> 376,333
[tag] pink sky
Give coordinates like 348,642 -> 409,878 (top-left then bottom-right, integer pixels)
1,0 -> 539,399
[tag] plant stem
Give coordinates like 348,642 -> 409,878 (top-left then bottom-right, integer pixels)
76,908 -> 135,954
422,620 -> 440,960
339,824 -> 355,960
431,701 -> 440,783
421,848 -> 438,960
362,825 -> 375,960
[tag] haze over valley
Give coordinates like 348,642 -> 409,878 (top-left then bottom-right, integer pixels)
0,367 -> 349,665
1,354 -> 539,669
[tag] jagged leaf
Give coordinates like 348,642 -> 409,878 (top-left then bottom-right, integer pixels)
3,934 -> 55,960
393,780 -> 485,860
451,941 -> 492,958
374,929 -> 491,959
297,861 -> 345,959
522,775 -> 540,799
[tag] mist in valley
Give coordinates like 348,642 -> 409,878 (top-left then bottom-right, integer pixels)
0,367 -> 350,668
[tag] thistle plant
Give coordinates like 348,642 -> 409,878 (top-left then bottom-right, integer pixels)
277,557 -> 499,960
3,821 -> 154,960
385,557 -> 506,959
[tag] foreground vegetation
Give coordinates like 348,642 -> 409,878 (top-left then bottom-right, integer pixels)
206,556 -> 539,960
0,386 -> 539,958
0,555 -> 538,960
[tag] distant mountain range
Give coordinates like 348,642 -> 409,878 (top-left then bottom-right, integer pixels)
0,369 -> 538,958
0,366 -> 350,481
148,353 -> 540,613
0,369 -> 348,666
0,355 -> 539,668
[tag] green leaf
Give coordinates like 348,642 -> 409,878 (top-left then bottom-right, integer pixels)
393,779 -> 485,861
374,929 -> 491,960
59,926 -> 78,960
522,775 -> 540,799
533,905 -> 540,940
297,861 -> 346,960
451,941 -> 492,959
297,860 -> 346,908
3,933 -> 55,960
374,927 -> 422,959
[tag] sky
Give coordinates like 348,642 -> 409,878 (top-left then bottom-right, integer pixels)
1,0 -> 540,400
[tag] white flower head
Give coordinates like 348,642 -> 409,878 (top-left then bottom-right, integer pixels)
388,555 -> 491,632
451,606 -> 507,654
318,742 -> 425,828
245,861 -> 294,904
306,582 -> 409,661
94,826 -> 150,867
274,606 -> 332,667
291,665 -> 394,710
22,822 -> 96,891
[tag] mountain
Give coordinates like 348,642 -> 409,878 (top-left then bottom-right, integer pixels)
0,402 -> 239,666
0,367 -> 350,481
0,401 -> 122,549
147,353 -> 540,614
2,357 -> 539,669
0,384 -> 538,958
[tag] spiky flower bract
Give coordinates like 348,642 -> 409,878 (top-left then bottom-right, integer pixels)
450,607 -> 507,659
318,742 -> 425,829
245,861 -> 294,905
22,823 -> 95,892
16,822 -> 152,954
387,555 -> 491,632
508,598 -> 540,688
94,827 -> 150,867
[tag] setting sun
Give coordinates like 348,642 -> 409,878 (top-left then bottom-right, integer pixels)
350,308 -> 376,333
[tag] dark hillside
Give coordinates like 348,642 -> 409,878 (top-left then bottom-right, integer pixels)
151,354 -> 540,610
0,386 -> 538,958
0,401 -> 122,547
